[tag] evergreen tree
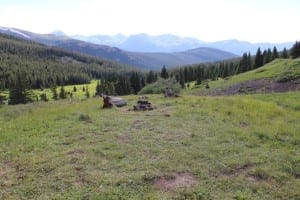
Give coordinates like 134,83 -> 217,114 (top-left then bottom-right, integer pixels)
95,80 -> 101,96
160,65 -> 169,79
40,93 -> 48,102
272,46 -> 279,60
141,77 -> 146,88
0,65 -> 8,90
247,52 -> 252,71
73,86 -> 77,92
238,53 -> 248,73
85,85 -> 90,98
115,76 -> 132,95
59,86 -> 67,99
290,41 -> 300,58
179,70 -> 185,88
52,86 -> 58,100
107,81 -> 115,95
254,48 -> 264,68
130,72 -> 141,94
282,47 -> 288,59
264,48 -> 272,64
0,93 -> 6,105
205,83 -> 210,89
8,70 -> 33,105
146,70 -> 156,83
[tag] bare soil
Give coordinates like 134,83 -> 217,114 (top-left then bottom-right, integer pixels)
153,172 -> 196,191
210,164 -> 271,183
66,149 -> 85,156
117,135 -> 131,144
201,78 -> 300,96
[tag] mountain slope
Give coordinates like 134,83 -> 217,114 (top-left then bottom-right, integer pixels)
0,27 -> 237,69
0,33 -> 132,89
190,59 -> 300,95
55,40 -> 236,69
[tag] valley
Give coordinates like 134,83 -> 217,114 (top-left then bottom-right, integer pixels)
0,25 -> 299,200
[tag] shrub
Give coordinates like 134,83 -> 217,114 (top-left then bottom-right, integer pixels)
139,78 -> 181,94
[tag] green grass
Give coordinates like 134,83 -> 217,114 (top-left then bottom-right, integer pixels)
0,80 -> 98,104
187,59 -> 300,94
0,92 -> 299,199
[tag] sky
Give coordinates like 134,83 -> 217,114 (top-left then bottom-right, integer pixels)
0,0 -> 299,42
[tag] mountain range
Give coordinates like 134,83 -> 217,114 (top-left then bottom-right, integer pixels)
0,27 -> 238,69
72,33 -> 293,55
0,26 -> 293,70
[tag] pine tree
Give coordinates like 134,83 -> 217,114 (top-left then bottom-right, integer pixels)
59,86 -> 67,99
254,48 -> 264,68
95,80 -> 101,96
8,70 -> 33,105
130,72 -> 141,94
282,47 -> 288,59
141,77 -> 146,88
290,41 -> 300,58
146,70 -> 156,83
179,70 -> 185,88
115,76 -> 132,95
264,48 -> 272,64
160,65 -> 169,79
238,53 -> 248,73
272,46 -> 279,60
85,85 -> 90,98
52,86 -> 58,100
73,86 -> 77,92
40,93 -> 48,102
247,52 -> 252,71
0,93 -> 7,105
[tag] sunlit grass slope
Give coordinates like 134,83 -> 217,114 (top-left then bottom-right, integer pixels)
188,59 -> 300,94
0,92 -> 299,199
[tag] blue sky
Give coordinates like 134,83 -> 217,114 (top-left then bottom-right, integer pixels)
0,0 -> 299,42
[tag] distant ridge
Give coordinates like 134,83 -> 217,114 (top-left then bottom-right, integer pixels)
0,26 -> 237,69
72,33 -> 293,55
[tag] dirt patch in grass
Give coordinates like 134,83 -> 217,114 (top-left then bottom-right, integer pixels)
131,120 -> 157,133
79,136 -> 86,140
131,120 -> 144,129
153,172 -> 196,191
246,174 -> 271,183
210,164 -> 272,183
117,135 -> 131,144
221,164 -> 252,176
201,78 -> 300,96
0,167 -> 9,178
66,149 -> 85,156
1,161 -> 11,174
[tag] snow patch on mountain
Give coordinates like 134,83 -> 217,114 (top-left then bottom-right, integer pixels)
0,27 -> 30,39
9,28 -> 30,38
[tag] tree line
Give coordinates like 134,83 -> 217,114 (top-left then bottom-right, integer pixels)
169,43 -> 299,87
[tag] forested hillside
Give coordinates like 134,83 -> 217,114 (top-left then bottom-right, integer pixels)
0,33 -> 133,90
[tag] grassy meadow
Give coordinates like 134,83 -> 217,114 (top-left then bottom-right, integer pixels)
1,91 -> 299,199
188,59 -> 300,94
